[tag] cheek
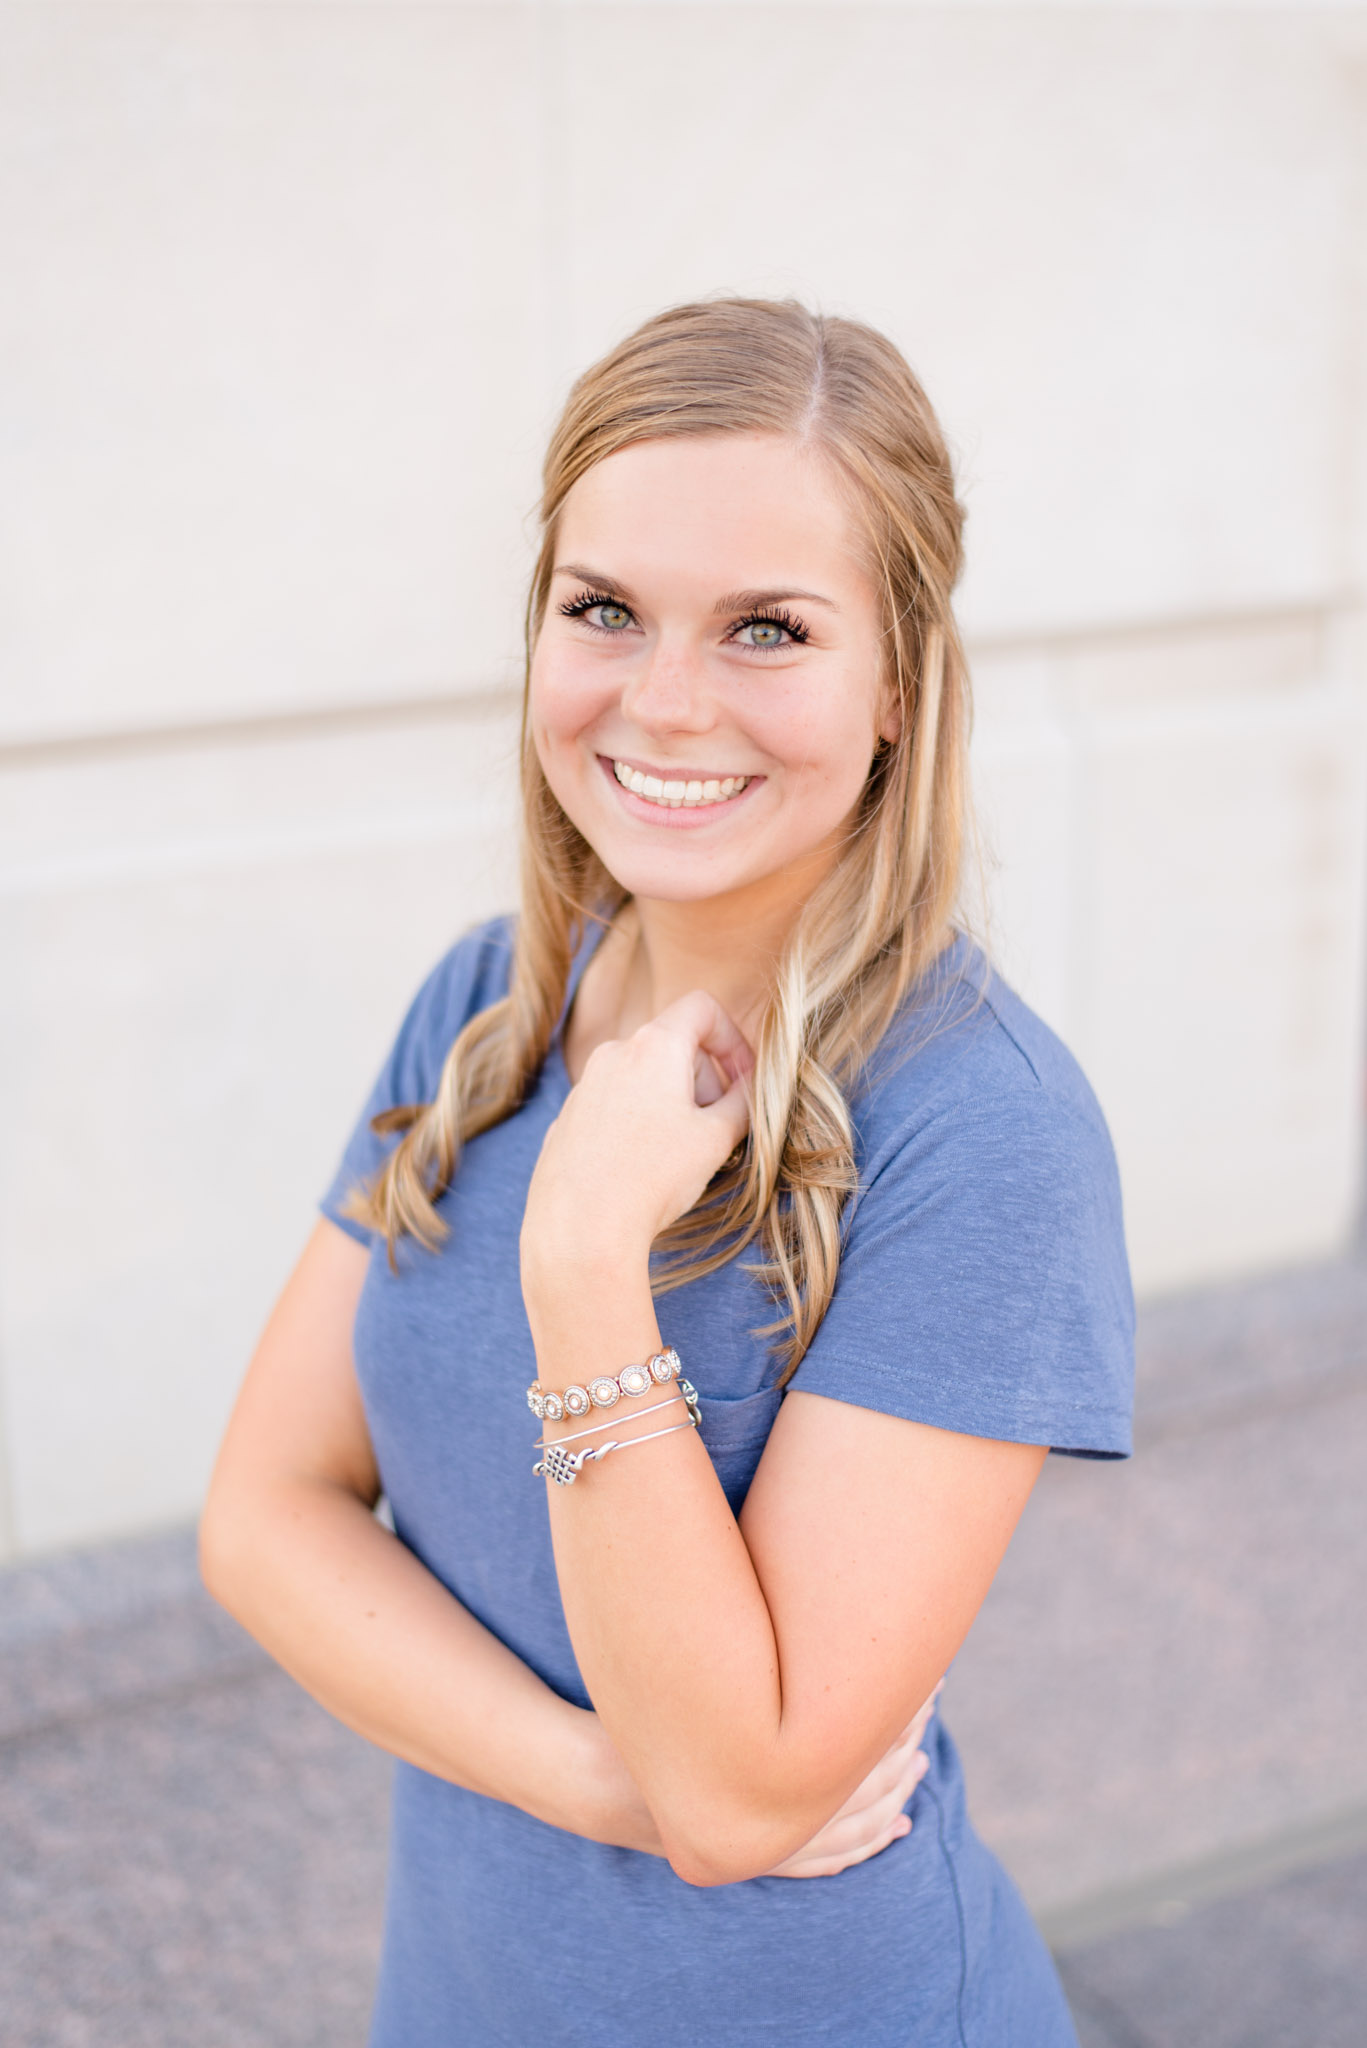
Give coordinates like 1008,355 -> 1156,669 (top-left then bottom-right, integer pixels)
529,643 -> 614,753
753,672 -> 879,789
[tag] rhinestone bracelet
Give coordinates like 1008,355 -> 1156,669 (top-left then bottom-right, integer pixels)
526,1346 -> 682,1424
534,1412 -> 699,1488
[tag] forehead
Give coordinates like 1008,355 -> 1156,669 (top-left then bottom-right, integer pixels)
555,433 -> 869,597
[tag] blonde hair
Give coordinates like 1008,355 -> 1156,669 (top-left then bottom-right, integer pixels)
345,298 -> 974,1384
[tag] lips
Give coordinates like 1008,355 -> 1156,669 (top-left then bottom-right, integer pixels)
611,759 -> 752,809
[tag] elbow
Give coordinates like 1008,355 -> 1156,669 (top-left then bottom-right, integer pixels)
197,1475 -> 260,1623
661,1831 -> 740,1889
666,1849 -> 760,1891
197,1495 -> 238,1615
657,1805 -> 816,1891
653,1756 -> 859,1887
668,1861 -> 729,1891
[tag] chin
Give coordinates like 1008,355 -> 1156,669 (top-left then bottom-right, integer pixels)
595,851 -> 752,905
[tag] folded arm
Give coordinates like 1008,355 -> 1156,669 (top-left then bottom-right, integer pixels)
200,1216 -> 935,1876
523,994 -> 1049,1887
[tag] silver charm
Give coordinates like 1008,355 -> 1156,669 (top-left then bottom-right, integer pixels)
618,1363 -> 651,1398
535,1443 -> 586,1487
588,1376 -> 621,1409
563,1385 -> 592,1418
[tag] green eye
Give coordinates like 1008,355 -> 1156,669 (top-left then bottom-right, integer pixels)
733,612 -> 804,650
556,589 -> 638,634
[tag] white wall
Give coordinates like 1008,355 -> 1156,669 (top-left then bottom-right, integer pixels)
2,3 -> 1365,1555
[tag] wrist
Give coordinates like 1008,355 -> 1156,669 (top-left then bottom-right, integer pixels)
520,1228 -> 654,1333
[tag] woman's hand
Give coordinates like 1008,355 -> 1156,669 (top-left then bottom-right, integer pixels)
521,991 -> 753,1304
764,1682 -> 942,1879
586,1684 -> 943,1880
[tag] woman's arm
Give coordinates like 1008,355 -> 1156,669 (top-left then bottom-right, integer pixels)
201,1216 -> 936,1872
522,993 -> 1048,1887
200,1218 -> 651,1847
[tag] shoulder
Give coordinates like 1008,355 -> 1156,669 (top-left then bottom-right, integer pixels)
789,933 -> 1134,1457
387,914 -> 517,1099
319,914 -> 516,1168
418,912 -> 517,1032
317,915 -> 518,1246
853,932 -> 1118,1200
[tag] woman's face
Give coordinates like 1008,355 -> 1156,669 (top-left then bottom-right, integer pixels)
529,432 -> 894,911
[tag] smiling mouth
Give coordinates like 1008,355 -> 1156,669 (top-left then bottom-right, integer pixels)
611,759 -> 753,809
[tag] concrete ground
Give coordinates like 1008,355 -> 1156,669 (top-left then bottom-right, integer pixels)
2,1242 -> 1365,2047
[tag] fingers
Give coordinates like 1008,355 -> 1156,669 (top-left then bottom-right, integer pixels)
824,1681 -> 944,1829
692,1047 -> 728,1108
700,1070 -> 752,1158
909,1687 -> 942,1736
770,1750 -> 930,1880
770,1814 -> 912,1880
844,1745 -> 930,1829
824,1736 -> 913,1829
771,1747 -> 930,1880
841,1720 -> 925,1814
647,990 -> 753,1153
764,1690 -> 947,1882
655,989 -> 755,1089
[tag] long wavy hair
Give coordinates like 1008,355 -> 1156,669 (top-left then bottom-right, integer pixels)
343,298 -> 975,1384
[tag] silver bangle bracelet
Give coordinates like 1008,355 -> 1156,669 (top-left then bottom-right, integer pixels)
533,1412 -> 699,1488
534,1386 -> 698,1450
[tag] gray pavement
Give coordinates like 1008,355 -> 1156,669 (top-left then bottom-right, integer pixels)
1059,1849 -> 1367,2048
2,1242 -> 1365,2046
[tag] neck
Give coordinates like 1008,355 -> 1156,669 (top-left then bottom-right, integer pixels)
618,848 -> 837,1042
562,837 -> 850,1086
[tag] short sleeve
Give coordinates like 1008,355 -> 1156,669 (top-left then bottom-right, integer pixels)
318,918 -> 514,1249
790,1089 -> 1135,1457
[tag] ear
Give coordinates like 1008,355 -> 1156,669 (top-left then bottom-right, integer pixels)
877,690 -> 903,747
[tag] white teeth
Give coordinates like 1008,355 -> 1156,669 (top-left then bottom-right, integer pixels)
612,761 -> 750,808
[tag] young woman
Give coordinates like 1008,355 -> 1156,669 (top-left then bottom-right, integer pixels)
202,298 -> 1133,2046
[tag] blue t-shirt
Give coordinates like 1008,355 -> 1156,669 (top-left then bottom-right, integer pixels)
320,915 -> 1133,2048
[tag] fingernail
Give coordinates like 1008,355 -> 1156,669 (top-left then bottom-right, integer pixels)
915,1752 -> 930,1778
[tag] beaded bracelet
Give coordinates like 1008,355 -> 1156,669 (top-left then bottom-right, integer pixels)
526,1347 -> 682,1424
534,1412 -> 699,1488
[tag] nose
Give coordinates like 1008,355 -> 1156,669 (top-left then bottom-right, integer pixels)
620,634 -> 715,736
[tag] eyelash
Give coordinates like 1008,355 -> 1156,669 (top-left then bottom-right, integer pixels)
557,590 -> 810,649
736,605 -> 809,648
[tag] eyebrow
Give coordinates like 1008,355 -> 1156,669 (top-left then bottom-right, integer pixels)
713,587 -> 839,615
552,565 -> 839,614
553,563 -> 638,601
